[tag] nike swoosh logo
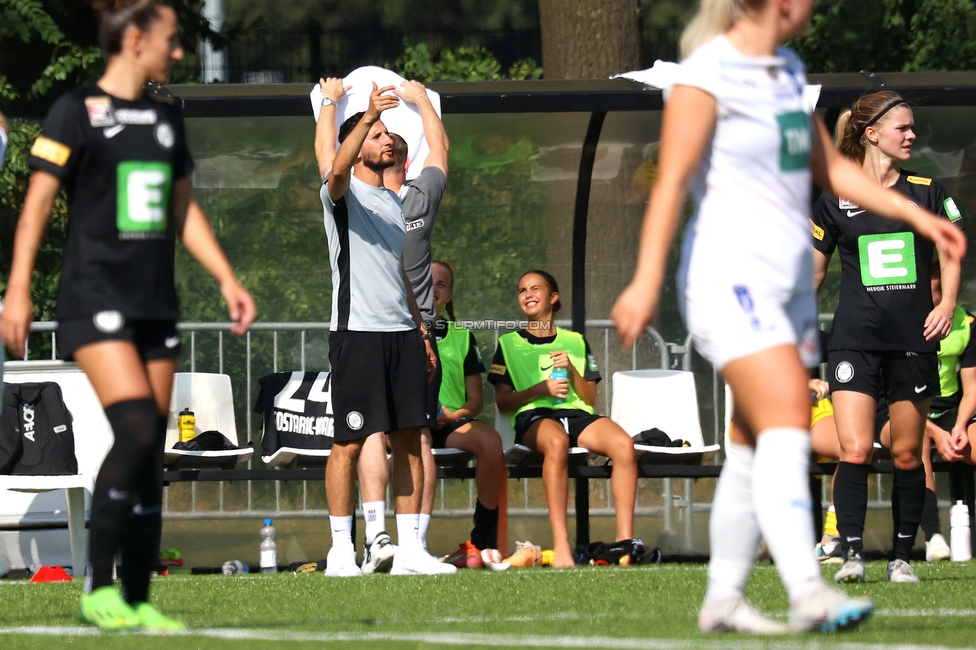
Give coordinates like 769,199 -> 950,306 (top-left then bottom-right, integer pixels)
104,124 -> 126,139
165,336 -> 180,348
897,533 -> 913,539
845,537 -> 862,542
847,210 -> 866,217
915,385 -> 928,394
540,364 -> 554,372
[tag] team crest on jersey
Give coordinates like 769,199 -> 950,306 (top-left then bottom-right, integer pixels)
405,218 -> 425,232
838,198 -> 858,210
155,123 -> 175,150
85,97 -> 116,127
346,411 -> 364,431
835,361 -> 854,384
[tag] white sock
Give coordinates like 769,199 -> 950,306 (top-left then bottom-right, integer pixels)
329,515 -> 354,553
418,513 -> 431,549
752,428 -> 821,603
703,440 -> 761,607
362,501 -> 385,546
396,514 -> 422,549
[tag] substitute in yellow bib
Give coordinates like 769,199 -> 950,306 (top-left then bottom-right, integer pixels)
489,270 -> 637,568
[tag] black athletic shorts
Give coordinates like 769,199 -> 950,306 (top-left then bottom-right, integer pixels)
431,417 -> 472,449
828,349 -> 938,402
426,335 -> 442,430
58,315 -> 180,362
513,408 -> 604,447
329,330 -> 429,443
929,406 -> 976,433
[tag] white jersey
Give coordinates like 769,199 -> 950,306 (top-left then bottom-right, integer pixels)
671,36 -> 814,296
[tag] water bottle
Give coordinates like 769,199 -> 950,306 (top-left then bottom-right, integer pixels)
551,366 -> 569,404
259,519 -> 277,573
950,500 -> 972,562
178,407 -> 195,443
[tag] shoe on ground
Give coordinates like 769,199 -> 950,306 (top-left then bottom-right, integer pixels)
887,559 -> 920,583
324,546 -> 362,577
834,548 -> 865,584
926,533 -> 951,562
78,586 -> 140,631
443,541 -> 483,569
817,536 -> 843,565
132,602 -> 185,630
391,546 -> 458,575
788,583 -> 874,633
361,532 -> 396,575
698,597 -> 790,635
504,540 -> 543,567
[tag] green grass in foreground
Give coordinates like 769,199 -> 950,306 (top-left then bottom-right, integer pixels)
2,561 -> 976,648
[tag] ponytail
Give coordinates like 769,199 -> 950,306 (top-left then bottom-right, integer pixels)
93,0 -> 173,57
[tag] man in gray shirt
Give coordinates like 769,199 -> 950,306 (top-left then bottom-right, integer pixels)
356,81 -> 451,560
316,80 -> 452,577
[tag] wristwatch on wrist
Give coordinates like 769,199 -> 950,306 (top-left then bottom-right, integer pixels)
320,97 -> 337,107
421,332 -> 432,341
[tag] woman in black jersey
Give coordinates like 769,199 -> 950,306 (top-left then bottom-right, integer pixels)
811,90 -> 964,584
1,0 -> 255,631
489,270 -> 637,568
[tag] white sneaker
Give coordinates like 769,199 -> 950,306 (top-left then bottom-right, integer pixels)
834,549 -> 865,583
887,559 -> 920,583
925,533 -> 951,562
788,583 -> 874,633
391,546 -> 458,575
361,532 -> 396,575
698,597 -> 790,635
480,548 -> 511,572
324,546 -> 362,577
816,536 -> 843,565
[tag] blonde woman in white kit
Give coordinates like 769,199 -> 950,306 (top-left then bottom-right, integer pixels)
612,0 -> 966,636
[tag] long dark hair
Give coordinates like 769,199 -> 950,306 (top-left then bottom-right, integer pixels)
93,0 -> 173,57
520,269 -> 562,313
433,259 -> 456,321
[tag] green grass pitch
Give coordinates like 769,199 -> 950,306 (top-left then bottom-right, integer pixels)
2,561 -> 976,648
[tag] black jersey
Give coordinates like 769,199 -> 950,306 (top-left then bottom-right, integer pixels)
29,85 -> 194,321
811,169 -> 964,352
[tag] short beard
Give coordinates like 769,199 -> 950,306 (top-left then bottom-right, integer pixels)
361,155 -> 394,173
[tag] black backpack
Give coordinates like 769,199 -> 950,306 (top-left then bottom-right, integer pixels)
0,382 -> 78,475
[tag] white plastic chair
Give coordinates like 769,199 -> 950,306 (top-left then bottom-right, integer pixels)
165,373 -> 252,470
610,369 -> 720,464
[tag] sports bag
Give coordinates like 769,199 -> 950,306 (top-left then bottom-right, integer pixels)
0,382 -> 78,475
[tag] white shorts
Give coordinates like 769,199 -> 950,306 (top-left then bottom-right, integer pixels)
680,280 -> 820,372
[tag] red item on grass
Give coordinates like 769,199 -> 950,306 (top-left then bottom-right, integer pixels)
29,566 -> 73,583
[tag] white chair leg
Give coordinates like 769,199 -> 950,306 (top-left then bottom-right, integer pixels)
65,487 -> 87,575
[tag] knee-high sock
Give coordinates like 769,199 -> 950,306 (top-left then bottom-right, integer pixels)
834,462 -> 869,555
752,428 -> 821,603
471,500 -> 499,550
920,487 -> 941,541
703,440 -> 761,607
87,398 -> 159,591
120,415 -> 166,604
892,466 -> 925,561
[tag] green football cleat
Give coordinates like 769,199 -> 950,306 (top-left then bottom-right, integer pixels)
132,602 -> 186,630
78,586 -> 140,631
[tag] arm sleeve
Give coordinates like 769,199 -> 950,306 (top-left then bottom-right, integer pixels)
810,193 -> 838,254
930,179 -> 965,229
402,167 -> 447,221
582,339 -> 601,383
29,93 -> 87,180
463,332 -> 486,375
486,343 -> 513,387
170,104 -> 194,179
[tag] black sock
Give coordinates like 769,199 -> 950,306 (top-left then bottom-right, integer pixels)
87,399 -> 159,591
834,462 -> 869,555
121,416 -> 166,604
892,466 -> 925,561
470,500 -> 499,550
920,487 -> 941,541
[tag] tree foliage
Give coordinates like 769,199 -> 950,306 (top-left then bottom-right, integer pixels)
392,40 -> 542,82
791,0 -> 976,73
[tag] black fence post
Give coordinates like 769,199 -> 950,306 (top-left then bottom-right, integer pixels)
306,19 -> 322,83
